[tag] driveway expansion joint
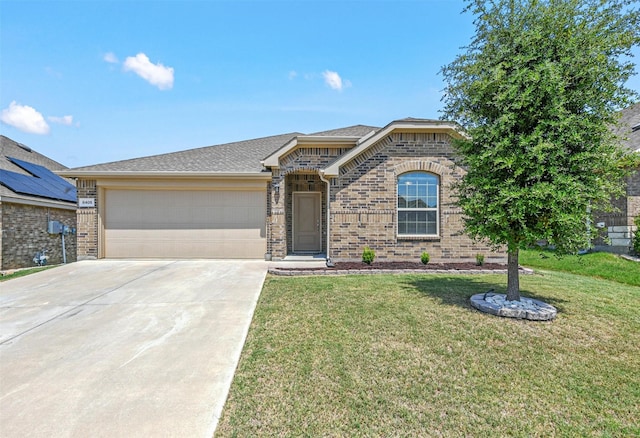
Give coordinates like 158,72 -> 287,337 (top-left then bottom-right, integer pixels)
0,261 -> 178,345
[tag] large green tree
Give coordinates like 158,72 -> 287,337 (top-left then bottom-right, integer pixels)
441,0 -> 640,301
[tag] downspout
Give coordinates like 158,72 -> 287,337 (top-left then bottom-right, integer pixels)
318,171 -> 334,267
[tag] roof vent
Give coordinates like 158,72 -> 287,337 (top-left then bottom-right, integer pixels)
17,142 -> 32,152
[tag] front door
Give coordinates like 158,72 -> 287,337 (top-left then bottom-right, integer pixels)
293,192 -> 321,252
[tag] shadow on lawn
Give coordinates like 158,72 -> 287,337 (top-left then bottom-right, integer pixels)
402,275 -> 568,314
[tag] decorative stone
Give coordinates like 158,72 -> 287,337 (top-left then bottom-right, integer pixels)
470,292 -> 557,321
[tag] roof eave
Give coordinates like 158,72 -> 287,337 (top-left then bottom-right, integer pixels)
261,135 -> 362,168
56,170 -> 273,180
261,137 -> 298,168
0,194 -> 77,210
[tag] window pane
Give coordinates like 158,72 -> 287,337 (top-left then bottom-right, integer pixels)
427,185 -> 438,208
408,182 -> 416,198
398,219 -> 407,234
398,211 -> 408,234
426,211 -> 437,234
418,184 -> 427,199
398,183 -> 407,198
417,217 -> 427,234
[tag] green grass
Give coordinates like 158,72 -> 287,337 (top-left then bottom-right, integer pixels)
216,272 -> 640,437
520,248 -> 640,286
0,265 -> 56,282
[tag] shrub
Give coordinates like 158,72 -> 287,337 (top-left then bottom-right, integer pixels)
475,253 -> 485,266
362,246 -> 376,265
633,216 -> 640,255
420,252 -> 430,265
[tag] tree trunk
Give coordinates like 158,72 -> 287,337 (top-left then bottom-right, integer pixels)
506,247 -> 520,301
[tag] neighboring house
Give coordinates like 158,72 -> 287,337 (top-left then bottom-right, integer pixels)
60,118 -> 502,263
0,135 -> 77,270
593,103 -> 640,254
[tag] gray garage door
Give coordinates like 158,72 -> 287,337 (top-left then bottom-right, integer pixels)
104,189 -> 266,258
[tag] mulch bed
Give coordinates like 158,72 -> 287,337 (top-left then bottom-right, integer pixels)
268,261 -> 520,276
307,262 -> 506,271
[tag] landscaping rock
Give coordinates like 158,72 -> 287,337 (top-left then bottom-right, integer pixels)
470,292 -> 557,321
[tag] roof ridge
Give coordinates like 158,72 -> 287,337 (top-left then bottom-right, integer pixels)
308,124 -> 380,136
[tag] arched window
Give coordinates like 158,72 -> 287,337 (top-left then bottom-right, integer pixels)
397,172 -> 439,236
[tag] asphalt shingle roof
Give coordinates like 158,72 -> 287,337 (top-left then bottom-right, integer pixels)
309,125 -> 379,137
62,119 -> 459,175
0,135 -> 75,205
67,132 -> 302,173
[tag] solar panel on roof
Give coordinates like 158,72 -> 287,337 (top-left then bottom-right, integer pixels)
0,157 -> 76,202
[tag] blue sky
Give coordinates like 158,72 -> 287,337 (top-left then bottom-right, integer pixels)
1,0 -> 639,168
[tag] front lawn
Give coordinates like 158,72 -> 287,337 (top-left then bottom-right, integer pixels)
216,272 -> 639,437
520,248 -> 640,286
0,266 -> 56,282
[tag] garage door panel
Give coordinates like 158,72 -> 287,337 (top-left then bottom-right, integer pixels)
105,238 -> 266,259
105,189 -> 266,258
107,228 -> 265,239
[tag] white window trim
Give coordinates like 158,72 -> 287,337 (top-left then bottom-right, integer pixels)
397,172 -> 440,238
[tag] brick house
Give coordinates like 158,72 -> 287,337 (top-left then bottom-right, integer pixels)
0,135 -> 77,270
594,103 -> 640,253
60,118 -> 502,263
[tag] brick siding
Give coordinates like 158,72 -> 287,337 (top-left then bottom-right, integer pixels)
266,132 -> 504,263
328,132 -> 500,262
267,147 -> 351,259
76,179 -> 99,260
1,202 -> 77,270
75,133 -> 509,263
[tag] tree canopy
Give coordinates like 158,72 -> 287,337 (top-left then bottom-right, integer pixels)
441,0 -> 640,300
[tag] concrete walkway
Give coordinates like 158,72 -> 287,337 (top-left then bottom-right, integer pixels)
0,260 -> 268,437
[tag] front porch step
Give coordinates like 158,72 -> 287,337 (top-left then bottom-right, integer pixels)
282,254 -> 327,261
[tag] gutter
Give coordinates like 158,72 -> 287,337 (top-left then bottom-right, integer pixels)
55,170 -> 273,180
0,195 -> 77,211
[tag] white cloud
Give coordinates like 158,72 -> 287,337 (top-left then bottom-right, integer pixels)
48,115 -> 74,126
323,70 -> 350,91
45,66 -> 62,78
123,53 -> 174,90
1,101 -> 50,135
288,70 -> 298,80
104,52 -> 119,64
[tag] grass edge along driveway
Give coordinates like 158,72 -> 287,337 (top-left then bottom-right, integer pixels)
216,269 -> 639,437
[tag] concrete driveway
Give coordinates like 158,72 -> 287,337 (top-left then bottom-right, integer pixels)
0,260 -> 268,437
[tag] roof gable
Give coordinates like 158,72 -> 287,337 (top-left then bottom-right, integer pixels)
321,119 -> 466,177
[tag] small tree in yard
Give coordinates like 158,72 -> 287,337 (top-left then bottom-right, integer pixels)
441,0 -> 640,301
